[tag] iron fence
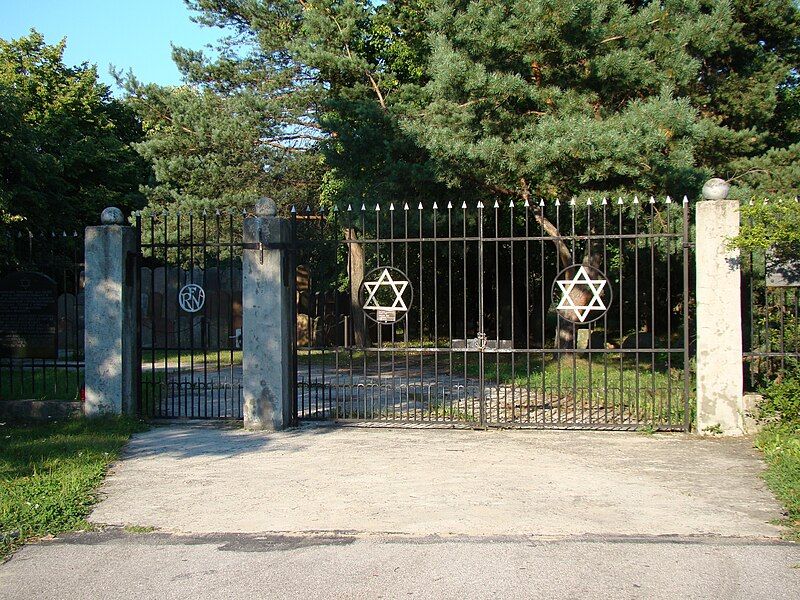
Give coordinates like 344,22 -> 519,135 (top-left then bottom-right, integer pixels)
0,226 -> 84,403
135,210 -> 247,419
742,244 -> 800,390
292,196 -> 693,430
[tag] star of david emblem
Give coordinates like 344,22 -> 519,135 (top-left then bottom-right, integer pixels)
360,267 -> 412,323
555,266 -> 609,323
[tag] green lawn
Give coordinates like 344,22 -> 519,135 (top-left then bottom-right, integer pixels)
142,349 -> 242,366
0,417 -> 147,557
755,423 -> 800,539
0,367 -> 83,402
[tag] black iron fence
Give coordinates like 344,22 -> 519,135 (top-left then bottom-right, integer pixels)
292,196 -> 693,431
135,210 -> 247,419
0,226 -> 84,403
742,245 -> 800,391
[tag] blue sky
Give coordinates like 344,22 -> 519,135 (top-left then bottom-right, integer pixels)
2,0 -> 222,90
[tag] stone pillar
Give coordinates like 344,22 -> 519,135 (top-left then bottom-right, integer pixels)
242,198 -> 292,430
695,178 -> 745,435
84,207 -> 137,416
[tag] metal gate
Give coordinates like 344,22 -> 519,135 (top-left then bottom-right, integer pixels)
292,197 -> 692,430
135,210 -> 246,419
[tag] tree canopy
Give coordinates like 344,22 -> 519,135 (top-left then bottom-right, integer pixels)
0,30 -> 147,239
126,0 -> 800,212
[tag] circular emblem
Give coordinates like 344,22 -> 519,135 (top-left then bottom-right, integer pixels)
178,283 -> 206,313
551,264 -> 612,324
359,267 -> 413,324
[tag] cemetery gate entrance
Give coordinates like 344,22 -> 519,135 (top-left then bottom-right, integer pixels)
134,210 -> 246,419
292,198 -> 692,431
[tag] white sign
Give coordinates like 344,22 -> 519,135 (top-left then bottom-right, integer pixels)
555,265 -> 610,323
178,283 -> 205,313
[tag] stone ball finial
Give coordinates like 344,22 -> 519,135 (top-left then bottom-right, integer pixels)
100,207 -> 125,225
702,178 -> 730,201
254,197 -> 277,217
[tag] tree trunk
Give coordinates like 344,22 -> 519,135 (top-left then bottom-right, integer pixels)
345,228 -> 368,347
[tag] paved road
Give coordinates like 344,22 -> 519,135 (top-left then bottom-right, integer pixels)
2,529 -> 798,599
1,424 -> 798,598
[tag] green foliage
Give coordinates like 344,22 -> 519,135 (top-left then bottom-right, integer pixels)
0,417 -> 148,557
755,422 -> 800,535
733,200 -> 800,254
759,373 -> 800,425
135,0 -> 800,214
0,31 -> 147,248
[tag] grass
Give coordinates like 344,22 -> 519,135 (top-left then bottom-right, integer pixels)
755,422 -> 800,539
142,349 -> 242,367
0,417 -> 148,558
0,367 -> 83,402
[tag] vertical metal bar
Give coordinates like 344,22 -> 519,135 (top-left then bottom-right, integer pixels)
494,202 -> 500,424
418,203 -> 424,423
202,211 -> 208,417
650,199 -> 657,425
291,208 -> 299,423
666,199 -> 673,424
462,203 -> 468,422
586,200 -> 593,425
633,201 -> 640,424
525,200 -> 531,424
228,211 -> 235,419
618,199 -> 624,425
189,212 -> 195,417
478,202 -> 486,427
602,198 -> 609,424
433,203 -> 439,421
509,201 -> 515,424
448,203 -> 454,424
134,214 -> 142,416
163,212 -> 169,418
682,200 -> 691,432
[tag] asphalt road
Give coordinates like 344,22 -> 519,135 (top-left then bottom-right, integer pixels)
1,529 -> 798,600
1,423 -> 798,598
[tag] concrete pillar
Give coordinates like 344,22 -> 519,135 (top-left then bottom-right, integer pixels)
695,178 -> 745,435
242,198 -> 293,430
84,207 -> 137,416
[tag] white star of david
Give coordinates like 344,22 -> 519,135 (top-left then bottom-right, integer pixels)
363,268 -> 409,316
556,266 -> 608,323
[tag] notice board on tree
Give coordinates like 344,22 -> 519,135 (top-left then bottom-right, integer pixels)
0,272 -> 58,358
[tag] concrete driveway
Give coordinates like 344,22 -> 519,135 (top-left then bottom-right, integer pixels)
1,423 -> 798,599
